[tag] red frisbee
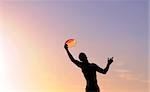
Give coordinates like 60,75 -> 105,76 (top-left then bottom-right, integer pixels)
65,39 -> 77,48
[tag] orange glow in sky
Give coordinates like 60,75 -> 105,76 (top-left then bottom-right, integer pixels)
0,1 -> 149,92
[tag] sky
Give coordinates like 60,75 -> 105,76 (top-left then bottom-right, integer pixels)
0,0 -> 149,92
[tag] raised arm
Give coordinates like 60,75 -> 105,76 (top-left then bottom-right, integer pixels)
96,57 -> 113,74
64,44 -> 82,67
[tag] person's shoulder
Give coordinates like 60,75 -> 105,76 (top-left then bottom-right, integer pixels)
75,60 -> 83,67
90,63 -> 97,67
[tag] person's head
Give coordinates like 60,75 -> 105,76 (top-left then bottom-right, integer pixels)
79,52 -> 88,63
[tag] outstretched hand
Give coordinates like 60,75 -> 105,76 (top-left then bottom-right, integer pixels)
64,44 -> 68,50
108,57 -> 113,65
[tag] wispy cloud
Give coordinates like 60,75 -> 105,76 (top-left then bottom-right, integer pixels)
113,69 -> 149,84
113,69 -> 129,73
118,72 -> 139,81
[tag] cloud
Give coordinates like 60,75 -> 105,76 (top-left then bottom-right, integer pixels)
113,69 -> 149,84
113,69 -> 129,73
113,69 -> 139,80
118,72 -> 139,81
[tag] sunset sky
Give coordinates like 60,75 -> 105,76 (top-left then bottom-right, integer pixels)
0,0 -> 149,92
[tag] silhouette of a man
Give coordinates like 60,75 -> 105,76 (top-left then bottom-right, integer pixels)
64,44 -> 113,92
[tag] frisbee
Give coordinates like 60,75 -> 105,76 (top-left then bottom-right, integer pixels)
65,39 -> 77,48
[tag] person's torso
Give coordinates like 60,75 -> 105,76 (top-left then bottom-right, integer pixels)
81,63 -> 98,85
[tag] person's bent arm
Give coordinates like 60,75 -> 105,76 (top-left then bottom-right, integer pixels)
96,57 -> 113,74
64,44 -> 82,67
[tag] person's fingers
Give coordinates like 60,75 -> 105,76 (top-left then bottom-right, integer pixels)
64,44 -> 67,47
108,58 -> 109,60
66,44 -> 68,47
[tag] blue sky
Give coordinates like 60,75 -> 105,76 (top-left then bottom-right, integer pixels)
1,0 -> 149,92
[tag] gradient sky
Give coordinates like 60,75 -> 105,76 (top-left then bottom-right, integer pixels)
0,0 -> 149,92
